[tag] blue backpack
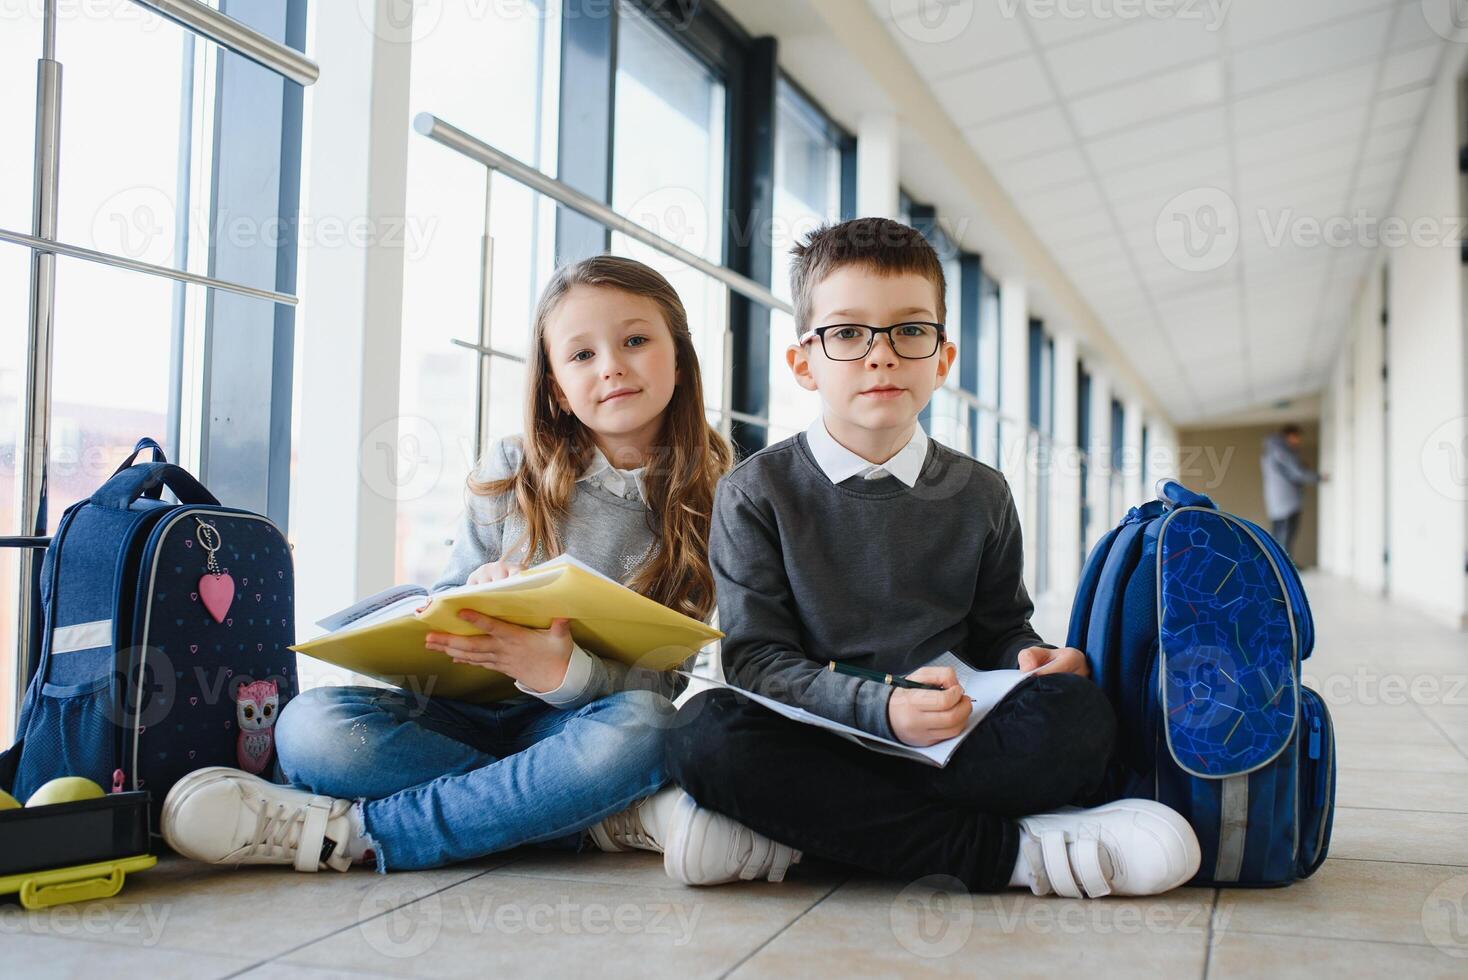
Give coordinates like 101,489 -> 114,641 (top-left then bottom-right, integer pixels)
0,439 -> 298,827
1068,479 -> 1335,886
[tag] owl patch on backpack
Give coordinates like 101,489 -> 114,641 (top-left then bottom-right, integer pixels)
234,678 -> 279,774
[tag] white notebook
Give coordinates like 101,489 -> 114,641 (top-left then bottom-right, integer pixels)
689,652 -> 1034,768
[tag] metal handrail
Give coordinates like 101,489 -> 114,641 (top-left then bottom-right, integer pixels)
132,0 -> 319,86
413,113 -> 794,317
451,338 -> 526,364
0,227 -> 299,306
415,112 -> 789,438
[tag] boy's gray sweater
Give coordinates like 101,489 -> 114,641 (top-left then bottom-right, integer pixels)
710,432 -> 1051,742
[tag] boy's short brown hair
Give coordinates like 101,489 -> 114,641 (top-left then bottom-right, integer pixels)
788,217 -> 947,339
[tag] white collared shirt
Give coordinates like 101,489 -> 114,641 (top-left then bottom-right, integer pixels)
805,416 -> 928,488
577,446 -> 649,503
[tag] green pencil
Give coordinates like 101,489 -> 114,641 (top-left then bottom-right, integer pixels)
826,660 -> 945,691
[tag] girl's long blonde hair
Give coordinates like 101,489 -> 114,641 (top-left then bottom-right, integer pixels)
468,255 -> 733,622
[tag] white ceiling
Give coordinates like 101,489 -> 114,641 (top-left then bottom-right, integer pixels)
868,0 -> 1449,424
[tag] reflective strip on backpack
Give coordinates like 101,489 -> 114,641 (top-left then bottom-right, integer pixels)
51,618 -> 112,654
1215,774 -> 1249,882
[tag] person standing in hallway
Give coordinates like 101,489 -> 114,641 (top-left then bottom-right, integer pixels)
1261,424 -> 1326,562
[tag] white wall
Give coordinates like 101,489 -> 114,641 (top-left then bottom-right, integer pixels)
1321,54 -> 1467,628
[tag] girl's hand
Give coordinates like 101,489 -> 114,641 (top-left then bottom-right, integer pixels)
425,612 -> 573,693
1017,646 -> 1090,677
466,559 -> 524,585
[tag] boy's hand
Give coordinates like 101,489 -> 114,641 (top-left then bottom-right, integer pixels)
425,612 -> 573,693
887,666 -> 973,747
1017,646 -> 1090,677
466,559 -> 524,585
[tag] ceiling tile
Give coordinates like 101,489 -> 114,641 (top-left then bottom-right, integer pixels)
1016,179 -> 1109,223
1361,120 -> 1418,162
931,55 -> 1054,127
1046,208 -> 1118,246
1098,147 -> 1232,203
1052,232 -> 1126,266
989,145 -> 1090,194
1237,145 -> 1358,195
1233,106 -> 1367,167
887,2 -> 1034,78
1230,9 -> 1394,96
1026,11 -> 1135,49
1045,16 -> 1224,96
1378,41 -> 1443,92
1069,61 -> 1225,139
1232,64 -> 1378,135
1086,108 -> 1228,172
1371,86 -> 1431,129
1352,168 -> 1401,198
966,104 -> 1073,162
1389,2 -> 1442,49
1224,0 -> 1395,49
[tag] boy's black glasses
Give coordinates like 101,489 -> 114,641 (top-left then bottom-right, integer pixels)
799,322 -> 947,361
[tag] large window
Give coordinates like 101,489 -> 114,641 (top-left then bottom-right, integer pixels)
3,3 -> 308,737
611,4 -> 729,423
1028,319 -> 1055,594
976,271 -> 1002,467
1077,363 -> 1093,565
924,227 -> 967,453
23,10 -> 199,533
766,77 -> 851,441
1110,397 -> 1127,522
392,1 -> 561,590
1140,421 -> 1152,501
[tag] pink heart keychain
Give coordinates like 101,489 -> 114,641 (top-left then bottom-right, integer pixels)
194,518 -> 234,624
200,573 -> 234,623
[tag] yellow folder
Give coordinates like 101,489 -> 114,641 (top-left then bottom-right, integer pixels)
290,559 -> 722,703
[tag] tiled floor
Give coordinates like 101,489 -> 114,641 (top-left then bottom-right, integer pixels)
5,572 -> 1468,978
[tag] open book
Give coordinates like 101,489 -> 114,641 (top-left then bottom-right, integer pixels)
690,652 -> 1034,768
293,555 -> 723,702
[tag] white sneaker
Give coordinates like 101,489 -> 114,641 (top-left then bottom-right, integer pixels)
660,788 -> 801,885
1015,799 -> 1200,898
162,766 -> 359,872
588,793 -> 665,854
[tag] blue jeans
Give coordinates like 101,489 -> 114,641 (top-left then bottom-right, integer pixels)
273,685 -> 673,872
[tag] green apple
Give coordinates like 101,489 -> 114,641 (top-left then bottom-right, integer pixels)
0,789 -> 19,810
25,776 -> 105,807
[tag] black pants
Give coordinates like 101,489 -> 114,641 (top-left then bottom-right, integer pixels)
1271,511 -> 1300,559
666,672 -> 1116,893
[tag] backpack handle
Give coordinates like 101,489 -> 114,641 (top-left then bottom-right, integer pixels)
1155,479 -> 1216,510
109,437 -> 168,476
92,462 -> 220,510
110,438 -> 170,500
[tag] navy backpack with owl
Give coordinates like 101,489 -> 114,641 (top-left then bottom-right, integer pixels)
0,438 -> 297,829
1068,479 -> 1335,886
